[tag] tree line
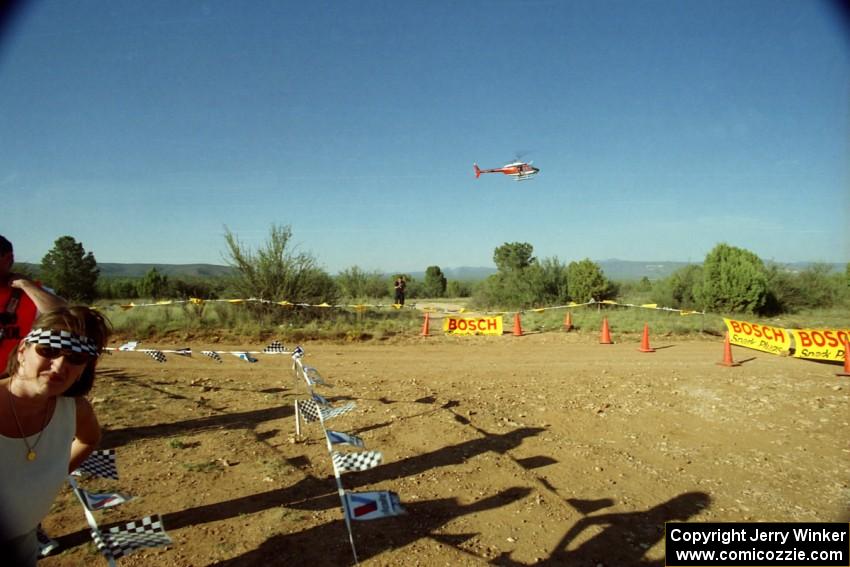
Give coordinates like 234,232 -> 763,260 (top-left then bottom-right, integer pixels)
26,229 -> 850,317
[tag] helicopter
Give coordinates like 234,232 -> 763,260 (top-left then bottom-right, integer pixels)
473,160 -> 539,181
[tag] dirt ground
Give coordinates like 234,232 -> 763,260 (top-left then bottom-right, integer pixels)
39,329 -> 849,566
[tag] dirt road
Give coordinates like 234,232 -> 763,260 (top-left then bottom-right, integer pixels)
41,332 -> 849,566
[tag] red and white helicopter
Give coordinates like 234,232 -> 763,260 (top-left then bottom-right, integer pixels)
473,159 -> 539,181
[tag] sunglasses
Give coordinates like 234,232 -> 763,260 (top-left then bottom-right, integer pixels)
34,344 -> 94,366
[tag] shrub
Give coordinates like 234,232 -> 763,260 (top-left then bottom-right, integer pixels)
651,264 -> 703,309
694,243 -> 768,314
567,258 -> 613,303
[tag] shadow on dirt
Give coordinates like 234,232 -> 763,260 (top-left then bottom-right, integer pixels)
101,404 -> 295,449
56,410 -> 709,567
53,487 -> 709,567
55,427 -> 545,552
209,487 -> 534,566
491,491 -> 711,566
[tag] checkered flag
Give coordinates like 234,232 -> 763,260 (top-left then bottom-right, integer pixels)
201,350 -> 222,363
297,399 -> 321,422
326,430 -> 365,449
73,449 -> 118,480
77,488 -> 133,512
291,345 -> 304,359
303,366 -> 326,386
144,349 -> 167,363
344,490 -> 406,521
321,401 -> 356,421
233,352 -> 258,363
91,515 -> 172,561
311,391 -> 330,406
332,450 -> 383,474
263,340 -> 285,353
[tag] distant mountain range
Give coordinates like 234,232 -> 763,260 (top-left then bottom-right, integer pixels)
415,261 -> 695,281
19,259 -> 842,282
98,263 -> 234,278
18,262 -> 233,279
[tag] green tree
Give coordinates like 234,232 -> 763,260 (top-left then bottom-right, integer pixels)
336,266 -> 388,299
694,243 -> 768,314
423,266 -> 447,298
474,242 -> 539,308
139,267 -> 169,300
171,276 -> 225,300
474,243 -> 569,309
96,277 -> 140,300
535,257 -> 570,303
40,236 -> 99,302
795,263 -> 844,309
223,224 -> 335,304
651,264 -> 703,309
493,242 -> 535,272
446,280 -> 473,297
566,258 -> 611,302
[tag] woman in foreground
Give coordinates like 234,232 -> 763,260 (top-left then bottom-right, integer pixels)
0,306 -> 110,566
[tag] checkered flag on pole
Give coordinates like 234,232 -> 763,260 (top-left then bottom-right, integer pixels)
201,350 -> 222,363
343,491 -> 406,521
233,352 -> 258,363
73,449 -> 119,480
326,430 -> 365,448
263,340 -> 285,353
297,399 -> 357,423
77,488 -> 133,512
291,345 -> 305,359
144,349 -> 167,363
303,366 -> 326,386
332,450 -> 383,474
311,391 -> 330,406
297,399 -> 321,422
91,515 -> 172,561
321,402 -> 357,421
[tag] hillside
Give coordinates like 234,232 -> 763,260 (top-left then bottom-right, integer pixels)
18,262 -> 234,279
18,260 -> 842,282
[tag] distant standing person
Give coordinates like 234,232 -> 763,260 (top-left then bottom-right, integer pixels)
394,277 -> 406,306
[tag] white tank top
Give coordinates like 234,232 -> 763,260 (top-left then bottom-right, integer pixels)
0,396 -> 75,539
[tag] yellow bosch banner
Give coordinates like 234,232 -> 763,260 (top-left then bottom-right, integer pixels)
443,316 -> 503,335
790,328 -> 850,362
723,318 -> 792,355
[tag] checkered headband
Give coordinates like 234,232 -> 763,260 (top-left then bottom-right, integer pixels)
25,328 -> 99,356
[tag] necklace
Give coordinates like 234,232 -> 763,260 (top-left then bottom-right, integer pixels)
6,384 -> 52,462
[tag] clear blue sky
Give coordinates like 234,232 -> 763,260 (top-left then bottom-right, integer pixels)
2,0 -> 848,274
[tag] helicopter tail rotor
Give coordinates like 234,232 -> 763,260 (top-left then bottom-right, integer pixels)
473,163 -> 481,178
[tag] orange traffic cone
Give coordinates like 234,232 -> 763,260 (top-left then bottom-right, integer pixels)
638,323 -> 655,353
837,340 -> 850,377
599,317 -> 612,344
563,311 -> 573,332
717,332 -> 740,367
513,313 -> 524,336
420,312 -> 430,337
